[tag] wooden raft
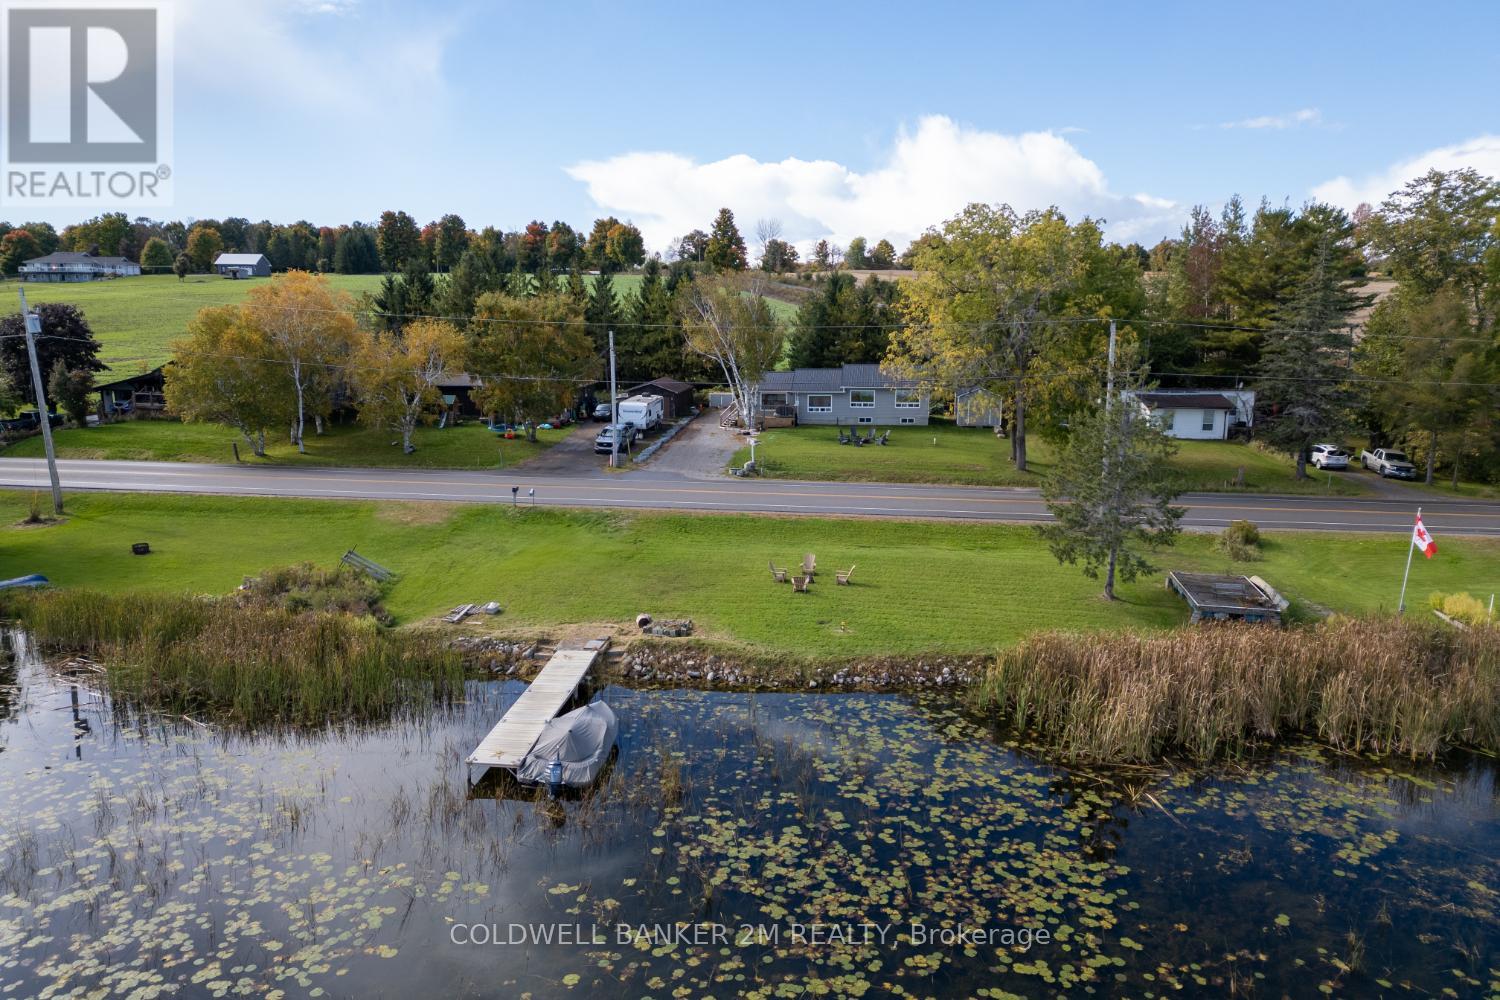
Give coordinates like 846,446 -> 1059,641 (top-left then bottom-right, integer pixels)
466,640 -> 609,775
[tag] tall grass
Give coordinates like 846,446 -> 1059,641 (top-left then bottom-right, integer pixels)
971,618 -> 1500,761
1,589 -> 464,726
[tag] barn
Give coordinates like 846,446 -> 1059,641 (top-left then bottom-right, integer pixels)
213,253 -> 272,278
627,378 -> 697,420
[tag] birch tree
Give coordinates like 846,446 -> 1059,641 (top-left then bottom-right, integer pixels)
167,305 -> 292,457
353,318 -> 466,454
680,273 -> 782,428
244,271 -> 359,452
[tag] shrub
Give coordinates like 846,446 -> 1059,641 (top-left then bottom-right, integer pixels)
1427,591 -> 1492,627
1216,519 -> 1262,561
237,562 -> 391,624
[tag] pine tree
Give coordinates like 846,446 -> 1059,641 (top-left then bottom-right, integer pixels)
705,208 -> 747,270
1038,357 -> 1184,600
1255,236 -> 1359,479
586,269 -> 619,354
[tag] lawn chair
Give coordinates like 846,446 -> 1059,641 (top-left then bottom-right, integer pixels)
801,553 -> 816,578
862,429 -> 876,445
791,575 -> 811,593
877,430 -> 890,446
836,565 -> 856,585
852,435 -> 864,447
769,560 -> 788,583
837,429 -> 850,445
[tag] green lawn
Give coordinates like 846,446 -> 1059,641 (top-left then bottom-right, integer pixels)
9,273 -> 386,374
731,423 -> 1367,495
0,419 -> 567,469
3,491 -> 1492,658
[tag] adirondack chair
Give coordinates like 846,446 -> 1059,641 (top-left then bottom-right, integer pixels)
836,565 -> 856,585
837,429 -> 850,445
801,553 -> 816,578
769,561 -> 788,583
862,429 -> 876,445
791,575 -> 811,593
877,430 -> 890,446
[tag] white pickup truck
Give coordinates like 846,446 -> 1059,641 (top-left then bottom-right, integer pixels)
1360,448 -> 1418,479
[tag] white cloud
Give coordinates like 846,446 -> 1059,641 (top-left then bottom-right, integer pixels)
1312,135 -> 1500,208
1219,108 -> 1322,130
566,115 -> 1181,256
174,0 -> 457,119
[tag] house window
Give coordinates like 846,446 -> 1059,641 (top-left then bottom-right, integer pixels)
900,417 -> 917,425
894,389 -> 921,408
857,416 -> 873,424
806,394 -> 832,413
849,389 -> 875,408
1201,410 -> 1215,432
761,392 -> 788,407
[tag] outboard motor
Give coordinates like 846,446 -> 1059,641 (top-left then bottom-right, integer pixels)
546,757 -> 564,797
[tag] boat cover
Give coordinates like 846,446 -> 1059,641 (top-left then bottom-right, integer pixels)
516,701 -> 617,787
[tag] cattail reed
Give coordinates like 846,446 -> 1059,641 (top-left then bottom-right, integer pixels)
971,618 -> 1499,761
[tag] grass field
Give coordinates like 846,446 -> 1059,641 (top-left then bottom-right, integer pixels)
8,273 -> 386,373
3,491 -> 1492,657
0,418 -> 567,468
6,272 -> 798,376
731,422 -> 1367,495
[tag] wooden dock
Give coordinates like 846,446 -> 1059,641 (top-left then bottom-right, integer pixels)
466,639 -> 609,775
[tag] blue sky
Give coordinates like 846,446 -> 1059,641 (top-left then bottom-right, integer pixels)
28,0 -> 1500,252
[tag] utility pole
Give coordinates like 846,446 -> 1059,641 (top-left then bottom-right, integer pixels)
1104,318 -> 1117,415
19,288 -> 63,514
607,329 -> 619,468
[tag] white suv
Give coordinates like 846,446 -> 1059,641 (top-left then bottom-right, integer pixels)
1310,444 -> 1349,470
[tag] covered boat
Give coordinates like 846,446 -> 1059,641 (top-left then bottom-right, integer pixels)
516,701 -> 617,790
0,574 -> 48,590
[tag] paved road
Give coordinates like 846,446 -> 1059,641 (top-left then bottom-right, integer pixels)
3,457 -> 1499,536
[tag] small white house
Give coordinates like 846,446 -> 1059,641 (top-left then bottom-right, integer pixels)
1123,389 -> 1255,440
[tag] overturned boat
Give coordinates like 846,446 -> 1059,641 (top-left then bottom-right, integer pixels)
516,701 -> 618,791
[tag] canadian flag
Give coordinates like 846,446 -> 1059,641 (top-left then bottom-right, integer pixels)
1412,514 -> 1437,559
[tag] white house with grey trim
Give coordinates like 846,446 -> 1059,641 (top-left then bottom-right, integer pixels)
19,251 -> 141,282
1122,389 -> 1255,440
753,364 -> 931,426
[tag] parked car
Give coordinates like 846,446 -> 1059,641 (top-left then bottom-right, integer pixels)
1360,448 -> 1417,479
1310,444 -> 1349,470
590,402 -> 613,422
593,423 -> 639,454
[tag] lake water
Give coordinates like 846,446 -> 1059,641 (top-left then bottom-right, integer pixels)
1,632 -> 1496,998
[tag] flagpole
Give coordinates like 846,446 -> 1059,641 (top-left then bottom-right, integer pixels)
1397,506 -> 1420,614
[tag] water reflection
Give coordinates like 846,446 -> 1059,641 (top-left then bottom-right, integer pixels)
0,634 -> 1494,998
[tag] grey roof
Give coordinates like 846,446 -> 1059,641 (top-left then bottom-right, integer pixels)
95,365 -> 166,392
629,378 -> 695,395
435,373 -> 481,389
759,364 -> 916,393
214,253 -> 269,266
23,251 -> 134,266
1136,392 -> 1237,411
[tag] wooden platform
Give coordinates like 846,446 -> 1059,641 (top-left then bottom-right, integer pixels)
466,640 -> 609,774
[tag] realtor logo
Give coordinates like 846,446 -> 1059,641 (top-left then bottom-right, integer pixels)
1,1 -> 173,206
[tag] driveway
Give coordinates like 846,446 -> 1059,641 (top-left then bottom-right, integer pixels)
629,416 -> 744,480
508,423 -> 606,476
